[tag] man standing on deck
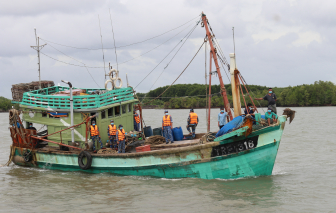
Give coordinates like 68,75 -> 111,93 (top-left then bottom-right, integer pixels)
116,124 -> 126,153
162,110 -> 174,144
134,110 -> 141,131
186,109 -> 199,138
218,107 -> 228,130
90,120 -> 102,152
107,120 -> 117,149
255,88 -> 277,114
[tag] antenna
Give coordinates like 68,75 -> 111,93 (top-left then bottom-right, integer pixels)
232,27 -> 236,68
109,8 -> 119,72
98,15 -> 107,80
31,28 -> 47,89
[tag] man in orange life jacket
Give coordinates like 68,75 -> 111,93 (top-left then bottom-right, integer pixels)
90,120 -> 102,152
162,110 -> 174,144
116,124 -> 126,153
134,110 -> 140,131
187,109 -> 199,138
107,119 -> 117,149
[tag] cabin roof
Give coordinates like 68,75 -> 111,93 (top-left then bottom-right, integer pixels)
20,86 -> 135,110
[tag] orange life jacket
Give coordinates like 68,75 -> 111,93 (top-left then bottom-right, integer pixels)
90,125 -> 99,136
117,129 -> 125,141
162,115 -> 172,126
108,124 -> 117,136
189,112 -> 198,124
134,113 -> 140,124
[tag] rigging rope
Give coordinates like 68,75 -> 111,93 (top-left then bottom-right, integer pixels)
146,41 -> 205,104
43,43 -> 101,87
147,21 -> 200,91
39,15 -> 201,51
134,20 -> 200,89
40,22 -> 194,69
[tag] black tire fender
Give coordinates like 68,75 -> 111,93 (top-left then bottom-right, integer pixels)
78,151 -> 92,170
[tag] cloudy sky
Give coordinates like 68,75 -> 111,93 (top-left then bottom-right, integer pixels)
0,0 -> 335,99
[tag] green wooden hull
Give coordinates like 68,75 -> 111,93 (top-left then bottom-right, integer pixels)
12,116 -> 286,180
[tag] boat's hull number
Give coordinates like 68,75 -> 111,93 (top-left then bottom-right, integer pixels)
211,136 -> 259,157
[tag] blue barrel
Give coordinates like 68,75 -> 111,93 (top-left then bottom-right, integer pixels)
143,126 -> 153,137
153,128 -> 162,136
172,127 -> 184,141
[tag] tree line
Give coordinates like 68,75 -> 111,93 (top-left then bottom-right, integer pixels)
137,81 -> 336,109
0,97 -> 13,111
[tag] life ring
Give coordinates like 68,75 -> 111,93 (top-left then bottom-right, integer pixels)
109,69 -> 118,81
105,79 -> 114,91
114,77 -> 123,89
78,151 -> 92,170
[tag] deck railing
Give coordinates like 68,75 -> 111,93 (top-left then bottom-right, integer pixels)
20,86 -> 135,109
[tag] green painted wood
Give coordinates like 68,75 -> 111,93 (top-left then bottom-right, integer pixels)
214,126 -> 249,142
20,86 -> 135,110
13,119 -> 285,179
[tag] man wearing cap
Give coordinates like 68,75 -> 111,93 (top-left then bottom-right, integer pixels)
133,110 -> 141,131
265,107 -> 278,126
186,109 -> 199,138
107,120 -> 117,149
162,110 -> 174,144
116,124 -> 126,153
90,120 -> 102,152
218,107 -> 228,130
255,88 -> 277,114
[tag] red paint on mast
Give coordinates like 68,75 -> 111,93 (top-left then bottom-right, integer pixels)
207,52 -> 212,132
202,13 -> 233,120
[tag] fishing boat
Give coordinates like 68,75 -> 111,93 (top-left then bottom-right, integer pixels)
6,13 -> 294,179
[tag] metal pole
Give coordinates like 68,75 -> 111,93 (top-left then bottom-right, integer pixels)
62,80 -> 74,144
38,37 -> 41,89
69,84 -> 74,144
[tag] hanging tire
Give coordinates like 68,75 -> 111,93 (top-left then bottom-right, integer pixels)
23,150 -> 32,162
78,151 -> 92,170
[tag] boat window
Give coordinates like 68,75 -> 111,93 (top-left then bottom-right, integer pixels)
42,111 -> 47,117
122,105 -> 126,114
128,104 -> 131,112
101,110 -> 106,119
115,106 -> 120,116
108,108 -> 113,117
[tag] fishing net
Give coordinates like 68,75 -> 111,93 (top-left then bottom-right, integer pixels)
144,135 -> 166,145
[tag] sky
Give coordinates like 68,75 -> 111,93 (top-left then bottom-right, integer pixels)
0,0 -> 335,99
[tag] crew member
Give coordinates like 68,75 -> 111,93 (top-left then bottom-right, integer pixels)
134,111 -> 141,131
162,110 -> 174,144
265,107 -> 278,126
27,123 -> 37,130
218,107 -> 228,130
255,88 -> 277,114
107,120 -> 117,149
244,103 -> 256,116
186,109 -> 198,138
116,124 -> 126,153
90,120 -> 102,152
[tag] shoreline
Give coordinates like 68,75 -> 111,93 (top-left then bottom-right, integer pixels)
141,105 -> 336,109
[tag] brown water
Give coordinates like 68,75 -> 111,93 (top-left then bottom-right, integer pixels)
0,107 -> 335,212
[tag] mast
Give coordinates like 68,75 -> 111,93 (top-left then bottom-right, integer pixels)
207,52 -> 213,132
202,13 -> 233,121
30,29 -> 46,89
229,53 -> 242,117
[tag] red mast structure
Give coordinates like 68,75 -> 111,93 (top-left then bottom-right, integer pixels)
202,13 -> 233,124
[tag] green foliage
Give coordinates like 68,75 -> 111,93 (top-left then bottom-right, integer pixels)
0,97 -> 14,111
138,81 -> 336,108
